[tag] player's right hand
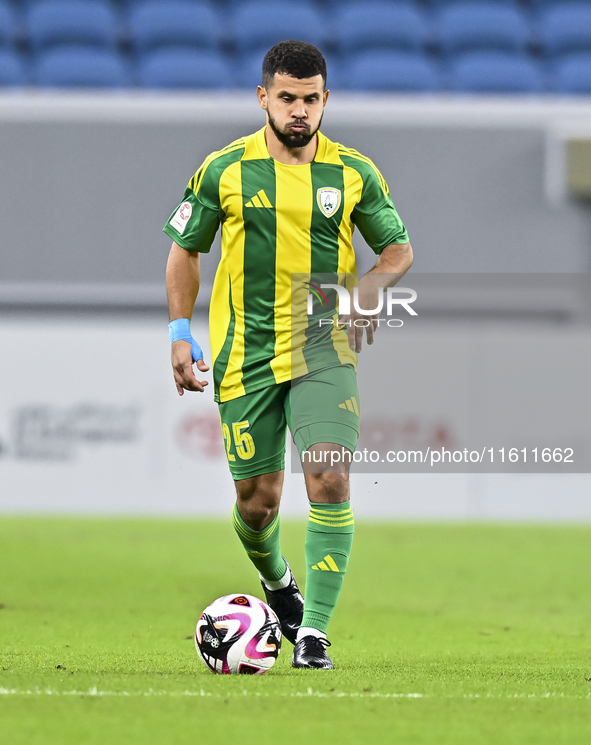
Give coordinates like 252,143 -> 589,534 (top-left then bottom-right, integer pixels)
171,340 -> 210,396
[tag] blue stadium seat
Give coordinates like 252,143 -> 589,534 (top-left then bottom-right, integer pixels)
427,0 -> 518,5
231,1 -> 325,56
345,51 -> 440,92
27,0 -> 119,52
129,1 -> 222,53
0,49 -> 27,85
553,52 -> 591,94
538,3 -> 591,58
323,55 -> 341,90
528,0 -> 566,9
138,49 -> 235,88
35,47 -> 130,87
437,2 -> 530,55
0,1 -> 17,48
449,51 -> 544,92
333,1 -> 428,54
237,52 -> 266,88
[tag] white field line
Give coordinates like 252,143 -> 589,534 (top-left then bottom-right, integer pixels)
0,687 -> 590,700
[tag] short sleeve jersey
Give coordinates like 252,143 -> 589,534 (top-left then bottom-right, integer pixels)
164,126 -> 408,403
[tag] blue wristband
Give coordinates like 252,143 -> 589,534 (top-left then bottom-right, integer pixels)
168,318 -> 203,362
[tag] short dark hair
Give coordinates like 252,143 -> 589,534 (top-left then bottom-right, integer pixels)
262,40 -> 327,90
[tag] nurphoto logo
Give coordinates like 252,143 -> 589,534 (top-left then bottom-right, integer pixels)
305,282 -> 418,328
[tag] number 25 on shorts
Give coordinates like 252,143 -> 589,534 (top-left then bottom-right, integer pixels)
222,420 -> 255,461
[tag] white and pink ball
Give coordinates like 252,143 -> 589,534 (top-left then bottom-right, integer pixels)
195,593 -> 282,675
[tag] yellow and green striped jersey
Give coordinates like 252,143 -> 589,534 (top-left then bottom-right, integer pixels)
164,126 -> 408,403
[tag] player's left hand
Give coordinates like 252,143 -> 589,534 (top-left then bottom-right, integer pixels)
339,310 -> 379,353
339,283 -> 381,353
171,340 -> 210,396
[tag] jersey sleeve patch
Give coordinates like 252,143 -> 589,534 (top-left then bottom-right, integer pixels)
169,201 -> 193,235
163,189 -> 220,253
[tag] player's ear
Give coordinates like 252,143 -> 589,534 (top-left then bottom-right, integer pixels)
257,85 -> 267,110
323,88 -> 330,106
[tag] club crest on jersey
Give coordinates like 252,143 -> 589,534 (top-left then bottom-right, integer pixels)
316,188 -> 341,218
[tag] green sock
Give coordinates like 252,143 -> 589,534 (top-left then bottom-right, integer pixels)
302,500 -> 355,633
232,503 -> 287,582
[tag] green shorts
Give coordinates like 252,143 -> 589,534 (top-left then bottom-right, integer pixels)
218,364 -> 360,480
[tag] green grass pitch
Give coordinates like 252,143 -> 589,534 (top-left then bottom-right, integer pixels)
1,517 -> 590,744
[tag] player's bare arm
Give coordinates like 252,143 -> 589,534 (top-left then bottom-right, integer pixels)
165,241 -> 210,396
342,241 -> 414,352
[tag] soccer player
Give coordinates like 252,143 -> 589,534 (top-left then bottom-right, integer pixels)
164,41 -> 413,669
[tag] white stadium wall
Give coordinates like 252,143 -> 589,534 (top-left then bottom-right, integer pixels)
1,92 -> 591,520
1,313 -> 590,520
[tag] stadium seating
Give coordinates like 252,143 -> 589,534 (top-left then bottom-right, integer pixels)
333,1 -> 428,54
237,53 -> 265,89
0,0 -> 587,93
231,1 -> 325,56
0,49 -> 27,85
427,0 -> 518,4
527,0 -> 568,9
449,51 -> 544,92
537,3 -> 591,57
138,48 -> 234,89
128,1 -> 222,54
553,52 -> 591,94
0,1 -> 17,48
437,2 -> 530,55
35,47 -> 130,87
346,51 -> 440,92
27,0 -> 119,52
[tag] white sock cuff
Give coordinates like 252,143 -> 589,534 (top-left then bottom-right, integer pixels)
296,627 -> 327,642
260,561 -> 290,591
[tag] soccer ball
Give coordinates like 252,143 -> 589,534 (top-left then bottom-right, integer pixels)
195,593 -> 282,674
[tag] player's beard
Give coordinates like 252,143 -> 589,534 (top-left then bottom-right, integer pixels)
267,110 -> 323,149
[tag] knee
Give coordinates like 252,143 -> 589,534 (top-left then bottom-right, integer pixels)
238,495 -> 278,528
235,473 -> 283,529
306,471 -> 350,504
